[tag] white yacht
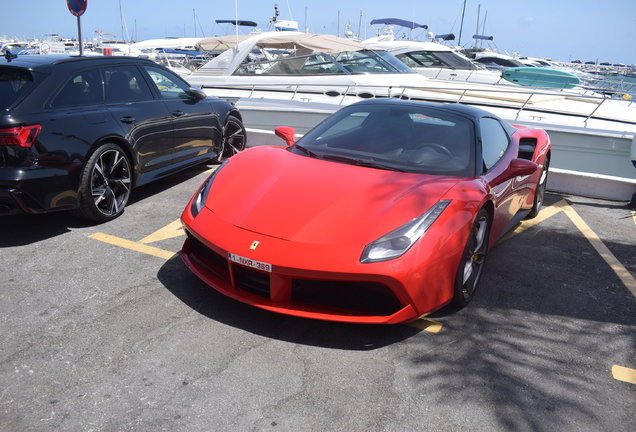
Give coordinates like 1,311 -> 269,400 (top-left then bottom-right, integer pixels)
364,40 -> 506,84
186,31 -> 636,181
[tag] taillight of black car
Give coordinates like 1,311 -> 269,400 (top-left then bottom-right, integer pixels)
0,125 -> 41,148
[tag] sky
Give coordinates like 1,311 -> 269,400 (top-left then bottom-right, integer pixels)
3,0 -> 636,65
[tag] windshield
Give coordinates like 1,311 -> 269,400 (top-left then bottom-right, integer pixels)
292,103 -> 476,176
0,67 -> 35,110
234,49 -> 415,76
474,57 -> 526,68
395,51 -> 479,70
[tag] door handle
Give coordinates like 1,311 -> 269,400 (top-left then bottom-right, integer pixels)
172,110 -> 185,117
120,116 -> 135,124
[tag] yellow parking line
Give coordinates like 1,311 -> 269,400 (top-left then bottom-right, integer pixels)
406,318 -> 443,333
559,202 -> 636,299
612,365 -> 636,385
139,219 -> 184,244
89,233 -> 176,260
631,210 -> 636,227
498,200 -> 564,243
497,200 -> 636,299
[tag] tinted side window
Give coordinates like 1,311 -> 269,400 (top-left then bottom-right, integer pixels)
51,68 -> 103,107
0,67 -> 35,109
142,66 -> 190,99
480,117 -> 510,171
104,66 -> 153,103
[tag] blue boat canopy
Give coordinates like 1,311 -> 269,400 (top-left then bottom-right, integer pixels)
473,34 -> 494,41
435,33 -> 455,41
370,18 -> 428,30
215,20 -> 258,27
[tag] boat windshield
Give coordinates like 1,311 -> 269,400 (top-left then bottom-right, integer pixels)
291,103 -> 476,176
394,50 -> 479,70
233,49 -> 415,76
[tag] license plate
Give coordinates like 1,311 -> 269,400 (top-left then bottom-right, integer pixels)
228,253 -> 272,273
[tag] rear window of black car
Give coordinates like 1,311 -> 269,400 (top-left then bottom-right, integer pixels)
0,67 -> 34,110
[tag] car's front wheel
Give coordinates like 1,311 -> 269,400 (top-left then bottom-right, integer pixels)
215,115 -> 246,163
451,208 -> 490,307
73,143 -> 132,222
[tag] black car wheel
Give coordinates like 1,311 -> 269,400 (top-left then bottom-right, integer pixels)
527,158 -> 549,219
216,115 -> 246,163
451,208 -> 490,307
73,143 -> 132,222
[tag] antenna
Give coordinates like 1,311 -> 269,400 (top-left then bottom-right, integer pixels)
271,4 -> 280,24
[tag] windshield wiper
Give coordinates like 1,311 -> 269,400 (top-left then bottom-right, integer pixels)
293,144 -> 320,159
323,154 -> 406,172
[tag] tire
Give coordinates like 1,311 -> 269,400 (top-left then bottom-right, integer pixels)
215,115 -> 246,163
526,158 -> 549,219
72,143 -> 132,222
451,208 -> 490,307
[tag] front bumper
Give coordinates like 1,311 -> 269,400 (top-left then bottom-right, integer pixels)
178,205 -> 461,324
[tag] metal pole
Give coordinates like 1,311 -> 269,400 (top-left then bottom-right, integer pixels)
77,16 -> 84,56
458,0 -> 466,46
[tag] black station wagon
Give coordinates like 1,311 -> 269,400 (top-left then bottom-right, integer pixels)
0,54 -> 246,221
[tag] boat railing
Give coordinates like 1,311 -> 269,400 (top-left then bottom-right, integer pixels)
201,82 -> 636,120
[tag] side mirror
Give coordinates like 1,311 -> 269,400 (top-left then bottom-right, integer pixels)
492,158 -> 538,185
275,126 -> 296,147
188,86 -> 206,101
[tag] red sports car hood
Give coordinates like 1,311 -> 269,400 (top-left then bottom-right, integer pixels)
208,147 -> 461,245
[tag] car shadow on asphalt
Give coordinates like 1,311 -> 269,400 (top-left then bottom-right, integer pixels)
431,192 -> 636,325
156,191 -> 636,349
156,255 -> 422,351
0,162 -> 216,248
126,162 -> 217,205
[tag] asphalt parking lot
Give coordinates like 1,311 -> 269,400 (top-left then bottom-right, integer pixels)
1,162 -> 635,432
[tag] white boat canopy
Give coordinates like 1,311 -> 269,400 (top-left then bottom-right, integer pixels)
197,32 -> 375,54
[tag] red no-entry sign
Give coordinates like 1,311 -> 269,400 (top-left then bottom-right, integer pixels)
67,0 -> 87,17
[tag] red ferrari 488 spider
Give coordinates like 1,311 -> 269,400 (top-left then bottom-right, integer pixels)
180,99 -> 551,324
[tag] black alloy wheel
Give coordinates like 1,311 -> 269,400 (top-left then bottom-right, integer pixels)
73,143 -> 132,222
527,158 -> 549,219
451,208 -> 490,307
216,115 -> 247,163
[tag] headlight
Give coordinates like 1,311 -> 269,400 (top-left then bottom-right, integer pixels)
190,161 -> 228,217
360,200 -> 451,263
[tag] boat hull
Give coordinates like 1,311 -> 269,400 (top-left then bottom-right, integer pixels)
502,67 -> 581,89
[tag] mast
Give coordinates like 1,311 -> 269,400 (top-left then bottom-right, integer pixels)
474,4 -> 480,48
481,11 -> 488,49
235,0 -> 239,50
285,0 -> 294,21
458,0 -> 466,46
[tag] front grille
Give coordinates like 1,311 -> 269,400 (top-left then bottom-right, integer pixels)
187,233 -> 230,281
291,279 -> 403,315
233,265 -> 270,298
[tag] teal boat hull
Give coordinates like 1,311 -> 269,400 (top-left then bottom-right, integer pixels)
502,67 -> 581,89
